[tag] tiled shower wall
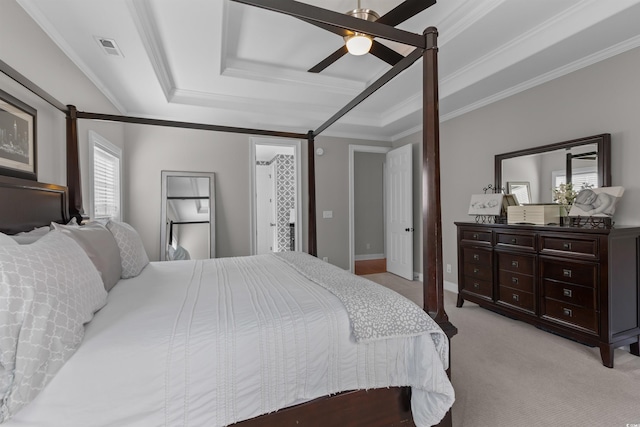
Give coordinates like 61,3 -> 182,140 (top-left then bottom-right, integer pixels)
256,154 -> 295,251
274,154 -> 295,251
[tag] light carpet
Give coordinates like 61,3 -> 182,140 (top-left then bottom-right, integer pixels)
364,272 -> 640,427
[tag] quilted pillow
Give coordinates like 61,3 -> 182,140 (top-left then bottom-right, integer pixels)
106,220 -> 149,278
11,225 -> 50,245
0,232 -> 18,246
51,221 -> 123,291
0,231 -> 107,422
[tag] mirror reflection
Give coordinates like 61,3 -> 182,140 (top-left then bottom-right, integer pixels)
160,171 -> 215,261
496,134 -> 610,205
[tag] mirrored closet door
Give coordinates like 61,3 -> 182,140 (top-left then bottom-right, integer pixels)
160,171 -> 215,261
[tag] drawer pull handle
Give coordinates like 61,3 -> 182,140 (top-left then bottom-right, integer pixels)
512,294 -> 519,302
563,288 -> 572,298
473,254 -> 480,261
473,282 -> 480,289
563,269 -> 572,278
563,242 -> 572,250
512,277 -> 519,285
563,308 -> 573,317
473,268 -> 479,274
511,238 -> 517,244
473,233 -> 478,239
511,260 -> 519,268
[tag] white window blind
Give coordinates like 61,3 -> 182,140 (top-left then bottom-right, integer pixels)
90,132 -> 121,221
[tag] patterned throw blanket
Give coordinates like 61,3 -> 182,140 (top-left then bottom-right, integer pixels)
274,252 -> 448,365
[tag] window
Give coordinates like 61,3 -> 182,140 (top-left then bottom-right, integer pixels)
89,131 -> 122,221
552,166 -> 598,195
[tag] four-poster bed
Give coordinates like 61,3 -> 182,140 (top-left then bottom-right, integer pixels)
0,1 -> 456,425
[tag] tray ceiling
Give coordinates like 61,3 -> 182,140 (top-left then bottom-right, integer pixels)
17,0 -> 640,140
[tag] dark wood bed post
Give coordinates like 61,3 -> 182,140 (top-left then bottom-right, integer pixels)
307,130 -> 318,256
65,105 -> 84,222
423,26 -> 455,427
422,28 -> 456,336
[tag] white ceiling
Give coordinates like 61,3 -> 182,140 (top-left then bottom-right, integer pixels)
17,0 -> 640,141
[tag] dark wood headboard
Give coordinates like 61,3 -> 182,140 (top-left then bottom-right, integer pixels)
0,175 -> 69,234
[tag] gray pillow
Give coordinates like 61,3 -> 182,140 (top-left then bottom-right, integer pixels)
51,221 -> 123,291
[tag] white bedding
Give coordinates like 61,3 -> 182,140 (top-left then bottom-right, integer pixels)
6,254 -> 454,426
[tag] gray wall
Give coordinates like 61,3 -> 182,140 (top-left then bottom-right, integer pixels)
0,0 -> 125,212
398,45 -> 640,287
354,152 -> 385,257
314,137 -> 391,269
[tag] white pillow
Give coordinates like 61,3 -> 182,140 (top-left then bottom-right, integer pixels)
0,231 -> 107,422
51,222 -> 123,291
0,232 -> 18,246
106,220 -> 150,278
12,226 -> 50,245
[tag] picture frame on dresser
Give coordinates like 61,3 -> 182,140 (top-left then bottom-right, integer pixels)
568,186 -> 624,217
0,88 -> 37,180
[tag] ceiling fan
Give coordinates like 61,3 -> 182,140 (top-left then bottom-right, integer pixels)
307,0 -> 436,73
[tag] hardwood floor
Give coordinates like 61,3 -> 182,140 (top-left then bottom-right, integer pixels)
355,258 -> 386,275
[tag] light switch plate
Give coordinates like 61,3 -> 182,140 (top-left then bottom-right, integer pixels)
323,210 -> 333,218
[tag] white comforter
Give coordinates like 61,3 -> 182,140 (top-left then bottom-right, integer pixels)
6,254 -> 454,426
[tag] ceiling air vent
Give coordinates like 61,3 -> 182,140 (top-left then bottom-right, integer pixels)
95,37 -> 124,57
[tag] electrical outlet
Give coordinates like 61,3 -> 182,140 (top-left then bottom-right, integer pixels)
323,257 -> 329,262
366,243 -> 371,249
446,264 -> 452,273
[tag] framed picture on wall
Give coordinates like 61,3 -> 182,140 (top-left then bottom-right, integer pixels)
0,88 -> 37,180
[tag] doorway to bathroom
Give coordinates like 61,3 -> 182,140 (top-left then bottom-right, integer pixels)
250,138 -> 302,255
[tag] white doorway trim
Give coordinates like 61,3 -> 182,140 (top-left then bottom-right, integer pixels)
348,144 -> 391,273
250,137 -> 303,255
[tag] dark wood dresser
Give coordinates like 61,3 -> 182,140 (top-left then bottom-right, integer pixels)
455,222 -> 640,367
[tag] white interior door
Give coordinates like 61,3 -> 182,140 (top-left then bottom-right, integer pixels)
256,165 -> 275,254
385,144 -> 413,280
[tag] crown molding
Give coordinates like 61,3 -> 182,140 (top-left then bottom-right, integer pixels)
440,34 -> 640,123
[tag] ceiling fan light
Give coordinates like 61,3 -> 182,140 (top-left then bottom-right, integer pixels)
345,34 -> 373,56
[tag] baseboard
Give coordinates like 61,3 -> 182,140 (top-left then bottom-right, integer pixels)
444,280 -> 457,294
412,272 -> 458,294
354,253 -> 385,261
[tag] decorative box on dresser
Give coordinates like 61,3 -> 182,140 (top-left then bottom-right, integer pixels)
455,222 -> 640,367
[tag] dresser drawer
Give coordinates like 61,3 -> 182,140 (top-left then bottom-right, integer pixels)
540,235 -> 598,259
543,280 -> 597,310
498,270 -> 534,293
498,287 -> 535,313
463,262 -> 492,281
543,299 -> 598,334
497,252 -> 534,275
461,229 -> 492,244
463,247 -> 491,265
496,232 -> 535,250
540,259 -> 597,288
462,277 -> 493,299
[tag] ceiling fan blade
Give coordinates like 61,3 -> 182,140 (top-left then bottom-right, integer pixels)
369,40 -> 404,66
300,18 -> 351,37
308,45 -> 349,73
376,0 -> 436,27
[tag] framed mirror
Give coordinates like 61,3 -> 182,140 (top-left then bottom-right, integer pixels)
495,134 -> 611,204
160,171 -> 215,261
